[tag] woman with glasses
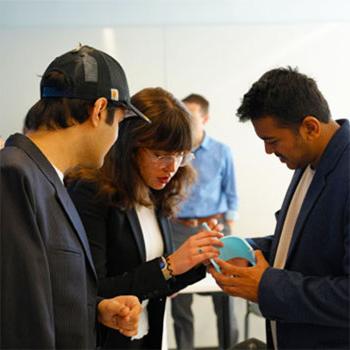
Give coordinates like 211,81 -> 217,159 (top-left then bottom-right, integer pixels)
67,87 -> 223,350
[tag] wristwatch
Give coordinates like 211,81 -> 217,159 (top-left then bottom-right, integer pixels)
159,256 -> 172,280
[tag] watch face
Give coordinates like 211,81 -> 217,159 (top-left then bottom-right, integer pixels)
159,257 -> 166,269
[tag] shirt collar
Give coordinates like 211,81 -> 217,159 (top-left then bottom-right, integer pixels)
194,132 -> 210,152
53,165 -> 64,184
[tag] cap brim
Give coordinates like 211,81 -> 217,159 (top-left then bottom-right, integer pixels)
124,101 -> 151,123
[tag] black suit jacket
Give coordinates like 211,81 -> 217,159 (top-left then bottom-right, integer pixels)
68,181 -> 206,350
0,134 -> 99,349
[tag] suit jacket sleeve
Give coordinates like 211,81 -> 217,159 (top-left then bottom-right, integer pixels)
68,181 -> 205,301
249,209 -> 282,260
249,235 -> 274,261
1,163 -> 55,348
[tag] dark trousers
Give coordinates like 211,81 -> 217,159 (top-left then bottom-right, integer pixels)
170,218 -> 239,350
171,292 -> 238,350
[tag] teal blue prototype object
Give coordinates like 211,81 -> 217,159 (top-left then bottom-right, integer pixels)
200,223 -> 255,273
212,236 -> 256,272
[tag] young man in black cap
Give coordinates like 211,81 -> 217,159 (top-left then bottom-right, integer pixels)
0,45 -> 149,349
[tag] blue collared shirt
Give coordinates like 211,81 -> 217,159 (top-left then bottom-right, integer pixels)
177,134 -> 239,221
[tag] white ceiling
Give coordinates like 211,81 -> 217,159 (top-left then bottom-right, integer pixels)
1,0 -> 350,27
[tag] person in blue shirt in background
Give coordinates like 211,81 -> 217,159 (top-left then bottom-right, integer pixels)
171,94 -> 239,350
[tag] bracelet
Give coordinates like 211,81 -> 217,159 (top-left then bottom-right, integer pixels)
159,256 -> 172,280
165,256 -> 174,278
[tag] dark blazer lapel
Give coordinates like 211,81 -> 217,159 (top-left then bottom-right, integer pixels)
126,209 -> 146,261
6,134 -> 97,278
158,215 -> 174,255
126,208 -> 172,259
269,169 -> 303,263
54,186 -> 97,278
285,173 -> 325,263
286,120 -> 350,263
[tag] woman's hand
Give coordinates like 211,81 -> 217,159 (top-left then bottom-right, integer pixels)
168,226 -> 224,275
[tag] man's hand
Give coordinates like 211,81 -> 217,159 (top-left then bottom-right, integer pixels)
208,250 -> 269,302
97,295 -> 142,337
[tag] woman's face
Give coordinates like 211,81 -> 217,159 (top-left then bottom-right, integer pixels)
137,148 -> 187,190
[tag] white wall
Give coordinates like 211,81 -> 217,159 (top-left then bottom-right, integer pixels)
2,22 -> 350,237
1,0 -> 350,347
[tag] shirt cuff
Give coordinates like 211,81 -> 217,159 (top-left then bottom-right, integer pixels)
246,238 -> 257,249
225,210 -> 239,221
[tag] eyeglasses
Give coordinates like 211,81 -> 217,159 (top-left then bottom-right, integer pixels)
144,149 -> 195,168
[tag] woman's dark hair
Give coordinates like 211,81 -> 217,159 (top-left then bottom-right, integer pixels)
236,67 -> 331,128
68,87 -> 195,217
24,71 -> 116,131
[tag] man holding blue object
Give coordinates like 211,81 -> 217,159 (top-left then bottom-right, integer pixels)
210,67 -> 349,349
171,94 -> 239,350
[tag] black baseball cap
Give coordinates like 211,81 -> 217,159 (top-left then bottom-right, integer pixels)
40,45 -> 150,123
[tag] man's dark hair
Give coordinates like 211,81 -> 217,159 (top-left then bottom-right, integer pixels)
236,67 -> 331,127
182,93 -> 209,114
24,71 -> 116,131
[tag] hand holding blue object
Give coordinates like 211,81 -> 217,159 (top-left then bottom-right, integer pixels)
201,223 -> 256,272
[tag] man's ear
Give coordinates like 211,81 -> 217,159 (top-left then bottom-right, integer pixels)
90,97 -> 108,127
300,116 -> 321,141
202,113 -> 210,125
